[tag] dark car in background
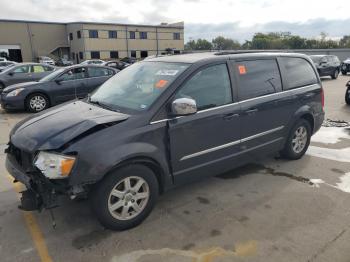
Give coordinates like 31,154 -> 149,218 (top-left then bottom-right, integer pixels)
120,57 -> 137,64
1,65 -> 117,112
103,60 -> 129,70
5,52 -> 324,230
341,58 -> 350,75
0,63 -> 55,92
310,55 -> 340,79
0,61 -> 17,72
55,58 -> 73,67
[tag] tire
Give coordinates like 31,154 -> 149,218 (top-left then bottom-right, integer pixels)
25,93 -> 49,113
90,164 -> 159,230
346,90 -> 350,105
342,71 -> 347,75
331,69 -> 339,79
280,119 -> 311,160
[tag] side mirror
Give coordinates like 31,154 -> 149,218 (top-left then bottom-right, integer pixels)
55,79 -> 62,85
8,72 -> 14,76
171,98 -> 197,116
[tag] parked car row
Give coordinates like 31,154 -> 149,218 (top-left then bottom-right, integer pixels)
0,61 -> 17,72
0,64 -> 118,112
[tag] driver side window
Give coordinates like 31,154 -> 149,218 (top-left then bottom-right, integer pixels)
175,63 -> 232,111
59,67 -> 86,81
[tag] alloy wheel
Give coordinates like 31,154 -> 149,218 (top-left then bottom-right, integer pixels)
107,176 -> 150,221
29,95 -> 46,111
291,126 -> 308,154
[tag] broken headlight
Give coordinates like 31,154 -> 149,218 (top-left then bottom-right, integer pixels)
34,151 -> 76,179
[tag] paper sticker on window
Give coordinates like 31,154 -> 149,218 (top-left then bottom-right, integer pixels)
238,65 -> 247,75
155,79 -> 168,89
156,70 -> 179,76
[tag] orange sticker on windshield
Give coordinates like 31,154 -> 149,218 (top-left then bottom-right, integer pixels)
155,79 -> 168,89
238,65 -> 247,75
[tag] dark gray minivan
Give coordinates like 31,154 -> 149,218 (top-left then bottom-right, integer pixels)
6,52 -> 324,230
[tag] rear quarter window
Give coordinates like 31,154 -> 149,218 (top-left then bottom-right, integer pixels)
236,59 -> 282,100
279,57 -> 318,90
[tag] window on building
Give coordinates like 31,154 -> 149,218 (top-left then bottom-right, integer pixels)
89,30 -> 99,38
279,57 -> 318,90
77,31 -> 81,39
129,31 -> 135,39
236,59 -> 282,100
140,51 -> 148,58
175,64 -> 232,111
139,32 -> 147,39
173,32 -> 181,40
110,51 -> 119,59
109,30 -> 117,39
69,33 -> 73,41
79,52 -> 84,60
130,51 -> 137,58
91,51 -> 100,59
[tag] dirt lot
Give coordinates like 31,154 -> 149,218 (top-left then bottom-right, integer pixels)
1,75 -> 350,262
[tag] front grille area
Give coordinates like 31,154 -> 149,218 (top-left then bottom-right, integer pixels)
7,143 -> 34,171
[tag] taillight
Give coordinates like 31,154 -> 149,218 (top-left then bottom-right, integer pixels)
321,87 -> 324,109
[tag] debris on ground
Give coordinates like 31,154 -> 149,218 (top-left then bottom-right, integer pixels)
322,119 -> 350,127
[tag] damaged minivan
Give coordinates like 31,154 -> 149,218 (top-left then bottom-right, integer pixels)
6,52 -> 324,230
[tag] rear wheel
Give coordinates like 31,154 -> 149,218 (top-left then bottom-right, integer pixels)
90,164 -> 159,230
331,69 -> 339,79
281,119 -> 311,160
342,70 -> 347,75
26,93 -> 49,113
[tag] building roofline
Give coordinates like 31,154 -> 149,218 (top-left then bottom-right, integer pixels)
0,19 -> 184,29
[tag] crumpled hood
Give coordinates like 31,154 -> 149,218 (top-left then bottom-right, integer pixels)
10,100 -> 129,152
3,81 -> 40,93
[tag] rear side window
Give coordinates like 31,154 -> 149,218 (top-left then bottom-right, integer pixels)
88,67 -> 110,77
236,59 -> 282,100
32,65 -> 45,73
175,64 -> 232,111
279,57 -> 318,90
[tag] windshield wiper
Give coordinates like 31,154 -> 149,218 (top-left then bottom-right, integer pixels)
88,99 -> 120,112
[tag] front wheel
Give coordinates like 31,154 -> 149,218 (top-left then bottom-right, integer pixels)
331,69 -> 339,79
26,93 -> 49,113
90,164 -> 159,230
280,119 -> 311,160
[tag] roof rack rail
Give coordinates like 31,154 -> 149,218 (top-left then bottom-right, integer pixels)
214,50 -> 291,55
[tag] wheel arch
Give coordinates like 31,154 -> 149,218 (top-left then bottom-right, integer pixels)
103,156 -> 168,194
287,106 -> 315,135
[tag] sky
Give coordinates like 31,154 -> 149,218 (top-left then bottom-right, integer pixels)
0,0 -> 349,43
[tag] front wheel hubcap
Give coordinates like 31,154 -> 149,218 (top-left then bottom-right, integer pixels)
292,126 -> 308,153
108,176 -> 150,220
30,96 -> 46,111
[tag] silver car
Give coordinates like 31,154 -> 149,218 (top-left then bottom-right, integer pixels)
0,63 -> 55,91
0,61 -> 17,72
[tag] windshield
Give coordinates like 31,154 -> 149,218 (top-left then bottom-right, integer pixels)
90,61 -> 189,111
310,56 -> 325,64
39,68 -> 65,82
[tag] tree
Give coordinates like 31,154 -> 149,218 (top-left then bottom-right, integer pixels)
339,35 -> 350,48
184,40 -> 197,50
195,39 -> 213,50
212,36 -> 240,50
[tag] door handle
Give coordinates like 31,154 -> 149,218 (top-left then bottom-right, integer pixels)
223,113 -> 239,120
245,108 -> 258,114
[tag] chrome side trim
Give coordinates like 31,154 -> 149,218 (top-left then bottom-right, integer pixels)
180,139 -> 241,161
180,125 -> 284,161
149,83 -> 319,125
240,126 -> 284,143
